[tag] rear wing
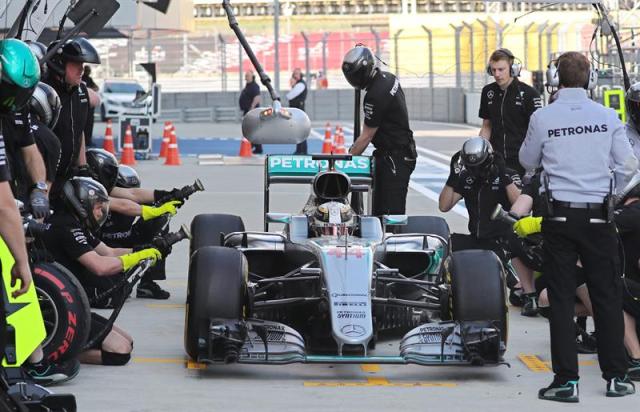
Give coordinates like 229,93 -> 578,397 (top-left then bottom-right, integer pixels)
264,155 -> 374,230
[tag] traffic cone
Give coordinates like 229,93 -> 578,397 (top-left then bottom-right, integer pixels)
159,121 -> 171,158
164,127 -> 182,166
120,125 -> 137,166
102,120 -> 115,154
335,126 -> 346,154
238,137 -> 252,157
322,122 -> 333,154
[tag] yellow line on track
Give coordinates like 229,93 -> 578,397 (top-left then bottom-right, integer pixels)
518,354 -> 551,372
360,364 -> 381,373
187,360 -> 207,370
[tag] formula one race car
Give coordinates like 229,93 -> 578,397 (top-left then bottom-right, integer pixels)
185,154 -> 508,368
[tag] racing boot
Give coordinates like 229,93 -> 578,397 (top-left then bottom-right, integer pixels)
25,358 -> 80,386
538,379 -> 579,403
628,359 -> 640,381
576,332 -> 598,354
509,287 -> 524,307
606,375 -> 636,397
136,280 -> 170,299
520,293 -> 539,317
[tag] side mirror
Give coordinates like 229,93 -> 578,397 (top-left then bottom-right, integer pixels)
382,215 -> 408,226
266,213 -> 292,224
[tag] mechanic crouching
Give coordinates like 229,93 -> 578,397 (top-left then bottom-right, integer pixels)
36,177 -> 165,365
439,137 -> 538,316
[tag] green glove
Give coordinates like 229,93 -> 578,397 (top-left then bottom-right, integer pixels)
141,200 -> 182,221
119,248 -> 162,271
513,216 -> 543,237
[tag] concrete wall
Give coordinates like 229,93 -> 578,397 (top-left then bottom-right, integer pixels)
160,87 -> 466,124
465,92 -> 482,126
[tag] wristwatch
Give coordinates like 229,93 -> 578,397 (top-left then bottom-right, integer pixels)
32,182 -> 48,192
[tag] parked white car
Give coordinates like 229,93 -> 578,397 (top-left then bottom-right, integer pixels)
100,80 -> 150,121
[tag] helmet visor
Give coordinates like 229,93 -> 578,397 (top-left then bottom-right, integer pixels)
94,200 -> 110,228
0,81 -> 35,112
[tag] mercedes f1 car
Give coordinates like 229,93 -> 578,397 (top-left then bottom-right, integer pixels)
185,154 -> 508,367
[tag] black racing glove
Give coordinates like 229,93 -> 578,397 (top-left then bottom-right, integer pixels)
29,190 -> 50,219
151,236 -> 173,258
153,188 -> 181,204
445,151 -> 463,187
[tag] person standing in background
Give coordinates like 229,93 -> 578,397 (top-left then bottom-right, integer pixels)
82,66 -> 99,148
287,68 -> 308,155
239,70 -> 262,154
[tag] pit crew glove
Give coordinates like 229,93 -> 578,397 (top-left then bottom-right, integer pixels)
153,189 -> 180,204
141,200 -> 182,221
119,248 -> 162,271
445,152 -> 463,187
513,216 -> 543,237
29,189 -> 50,219
151,236 -> 172,258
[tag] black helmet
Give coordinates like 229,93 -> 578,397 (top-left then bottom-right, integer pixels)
62,177 -> 110,231
626,82 -> 640,133
29,82 -> 61,129
342,46 -> 377,90
460,137 -> 494,178
25,40 -> 48,78
116,165 -> 141,188
86,148 -> 119,192
48,37 -> 100,76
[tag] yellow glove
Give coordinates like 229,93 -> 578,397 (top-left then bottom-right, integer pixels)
513,216 -> 543,237
141,200 -> 182,221
119,248 -> 162,271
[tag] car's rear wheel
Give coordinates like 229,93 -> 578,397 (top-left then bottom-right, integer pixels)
33,262 -> 91,362
190,213 -> 245,256
449,249 -> 508,345
184,246 -> 247,360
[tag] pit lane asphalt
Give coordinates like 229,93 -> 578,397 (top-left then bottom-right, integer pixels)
63,122 -> 637,411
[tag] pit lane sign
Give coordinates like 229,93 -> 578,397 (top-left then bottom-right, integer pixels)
268,155 -> 372,177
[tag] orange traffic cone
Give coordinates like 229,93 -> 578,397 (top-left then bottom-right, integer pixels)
335,126 -> 346,154
120,125 -> 137,166
159,121 -> 171,158
164,127 -> 182,166
322,122 -> 333,154
103,120 -> 115,154
239,137 -> 252,157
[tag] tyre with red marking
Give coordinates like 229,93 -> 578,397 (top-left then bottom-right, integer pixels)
33,262 -> 91,362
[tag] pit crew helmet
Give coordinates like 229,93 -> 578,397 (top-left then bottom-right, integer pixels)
626,82 -> 640,134
342,45 -> 377,90
29,82 -> 62,129
86,148 -> 119,193
62,177 -> 110,231
25,40 -> 48,78
116,165 -> 141,189
0,39 -> 40,113
312,201 -> 355,236
47,37 -> 100,76
460,137 -> 494,178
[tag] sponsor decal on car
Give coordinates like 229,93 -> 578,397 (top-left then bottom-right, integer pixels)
268,155 -> 371,176
340,324 -> 366,338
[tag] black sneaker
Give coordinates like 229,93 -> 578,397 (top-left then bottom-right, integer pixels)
521,293 -> 539,317
628,359 -> 640,381
509,287 -> 524,307
538,379 -> 579,403
576,333 -> 598,354
606,376 -> 636,397
136,280 -> 170,299
26,358 -> 80,386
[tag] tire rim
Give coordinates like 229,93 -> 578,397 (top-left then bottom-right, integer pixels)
36,286 -> 59,349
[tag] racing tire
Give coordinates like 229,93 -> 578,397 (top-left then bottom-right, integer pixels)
33,262 -> 91,362
190,213 -> 245,256
397,216 -> 450,241
449,250 -> 508,344
185,246 -> 247,360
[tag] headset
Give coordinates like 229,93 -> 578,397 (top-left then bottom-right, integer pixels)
546,56 -> 598,90
486,48 -> 522,78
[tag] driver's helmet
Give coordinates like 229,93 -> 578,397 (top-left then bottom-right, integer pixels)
116,165 -> 141,188
62,177 -> 110,231
312,201 -> 355,236
626,82 -> 640,134
0,39 -> 40,113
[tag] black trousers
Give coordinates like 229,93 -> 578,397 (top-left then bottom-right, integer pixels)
542,208 -> 627,381
372,154 -> 415,216
294,140 -> 307,155
84,107 -> 95,147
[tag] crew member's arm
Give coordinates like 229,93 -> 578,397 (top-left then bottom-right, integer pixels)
21,144 -> 47,190
77,135 -> 87,166
285,83 -> 306,101
510,193 -> 534,216
87,88 -> 101,109
0,182 -> 32,297
109,196 -> 180,220
110,186 -> 155,204
77,250 -> 126,276
250,92 -> 261,110
609,111 -> 639,187
349,125 -> 376,156
518,112 -> 543,170
438,186 -> 462,212
479,119 -> 492,140
505,182 -> 521,204
524,87 -> 543,117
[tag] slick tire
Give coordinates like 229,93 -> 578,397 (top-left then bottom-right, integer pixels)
397,216 -> 450,241
190,214 -> 245,256
185,246 -> 247,360
33,262 -> 91,362
449,249 -> 508,344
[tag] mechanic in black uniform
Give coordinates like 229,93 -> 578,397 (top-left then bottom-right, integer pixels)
37,177 -> 165,365
81,65 -> 99,147
342,45 -> 417,216
44,37 -> 100,205
520,51 -> 637,401
287,68 -> 308,155
479,49 -> 542,176
29,82 -> 62,189
439,137 -> 538,316
0,39 -> 50,219
239,70 -> 262,154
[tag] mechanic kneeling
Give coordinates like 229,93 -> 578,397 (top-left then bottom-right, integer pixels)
439,137 -> 538,316
36,177 -> 164,365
